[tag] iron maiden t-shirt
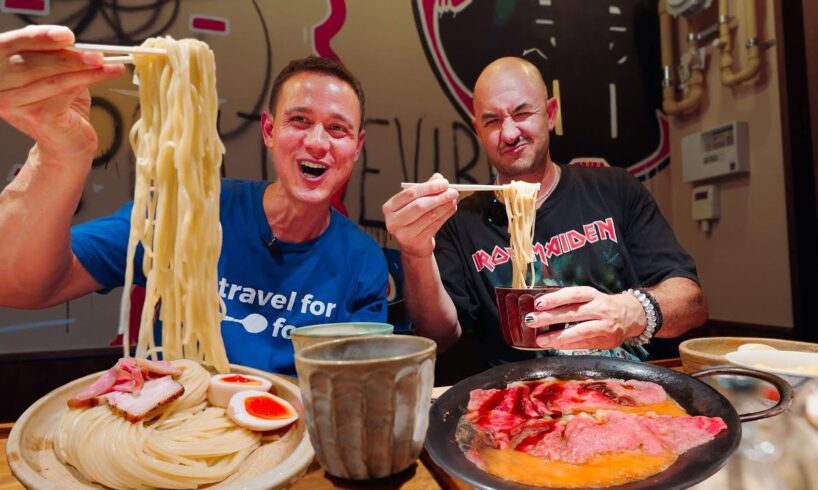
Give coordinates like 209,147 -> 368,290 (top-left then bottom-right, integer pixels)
435,164 -> 698,366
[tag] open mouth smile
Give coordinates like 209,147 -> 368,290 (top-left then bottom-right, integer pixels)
299,161 -> 328,179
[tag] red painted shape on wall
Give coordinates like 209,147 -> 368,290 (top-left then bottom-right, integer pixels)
312,0 -> 346,60
2,0 -> 48,14
192,17 -> 226,32
4,0 -> 44,10
189,15 -> 230,35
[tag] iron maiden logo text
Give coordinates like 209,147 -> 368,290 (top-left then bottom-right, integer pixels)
472,217 -> 618,272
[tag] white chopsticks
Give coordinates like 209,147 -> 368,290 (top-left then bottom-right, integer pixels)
73,43 -> 167,55
72,42 -> 167,64
100,55 -> 135,64
400,182 -> 507,192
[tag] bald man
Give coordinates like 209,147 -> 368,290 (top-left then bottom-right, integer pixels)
383,57 -> 705,368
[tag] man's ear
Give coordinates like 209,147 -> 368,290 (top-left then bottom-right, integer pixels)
261,112 -> 274,147
546,97 -> 559,131
353,129 -> 366,162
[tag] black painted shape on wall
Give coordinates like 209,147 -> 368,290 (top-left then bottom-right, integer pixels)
90,96 -> 123,168
414,0 -> 667,173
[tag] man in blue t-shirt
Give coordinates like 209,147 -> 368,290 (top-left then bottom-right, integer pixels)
0,25 -> 387,375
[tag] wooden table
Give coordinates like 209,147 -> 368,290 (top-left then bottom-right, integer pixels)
1,424 -> 19,490
0,429 -> 461,490
1,360 -> 687,489
0,416 -> 464,489
290,454 -> 467,490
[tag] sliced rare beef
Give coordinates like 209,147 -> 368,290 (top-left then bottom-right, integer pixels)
463,378 -> 726,464
509,418 -> 565,458
470,378 -> 670,418
561,411 -> 666,463
638,414 -> 728,453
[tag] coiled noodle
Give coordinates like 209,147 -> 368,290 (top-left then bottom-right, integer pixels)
54,360 -> 261,490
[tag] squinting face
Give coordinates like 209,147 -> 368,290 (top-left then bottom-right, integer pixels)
472,71 -> 557,181
262,72 -> 365,205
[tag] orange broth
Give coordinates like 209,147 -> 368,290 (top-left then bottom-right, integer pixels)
477,400 -> 687,487
479,448 -> 677,488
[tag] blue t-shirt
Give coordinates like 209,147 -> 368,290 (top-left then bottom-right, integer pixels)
71,179 -> 388,375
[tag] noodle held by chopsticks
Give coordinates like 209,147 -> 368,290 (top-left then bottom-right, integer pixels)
119,36 -> 229,373
501,181 -> 540,289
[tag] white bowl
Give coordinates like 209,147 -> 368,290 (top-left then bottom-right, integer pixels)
725,350 -> 818,379
7,364 -> 314,489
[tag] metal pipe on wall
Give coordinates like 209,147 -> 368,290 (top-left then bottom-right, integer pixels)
719,0 -> 761,86
660,0 -> 704,115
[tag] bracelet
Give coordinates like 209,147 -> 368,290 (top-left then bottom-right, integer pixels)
622,288 -> 663,346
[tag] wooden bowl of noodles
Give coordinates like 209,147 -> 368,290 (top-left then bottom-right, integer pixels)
6,363 -> 314,490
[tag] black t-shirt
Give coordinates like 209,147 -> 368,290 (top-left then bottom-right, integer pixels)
435,164 -> 699,366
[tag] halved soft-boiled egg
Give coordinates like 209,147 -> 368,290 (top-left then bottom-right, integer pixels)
208,373 -> 273,408
226,390 -> 299,431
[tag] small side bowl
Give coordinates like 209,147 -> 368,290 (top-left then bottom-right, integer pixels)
495,286 -> 563,350
290,322 -> 393,354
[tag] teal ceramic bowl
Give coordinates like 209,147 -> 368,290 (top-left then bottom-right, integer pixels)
291,322 -> 394,353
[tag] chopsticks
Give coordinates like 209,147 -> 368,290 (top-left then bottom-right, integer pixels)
72,43 -> 167,64
400,182 -> 507,192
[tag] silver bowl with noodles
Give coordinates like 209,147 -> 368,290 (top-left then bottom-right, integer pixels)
6,364 -> 314,490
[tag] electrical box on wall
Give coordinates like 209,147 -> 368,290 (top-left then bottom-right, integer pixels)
681,121 -> 750,183
691,184 -> 719,233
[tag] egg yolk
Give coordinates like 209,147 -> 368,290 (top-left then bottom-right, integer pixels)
245,396 -> 292,419
222,375 -> 262,385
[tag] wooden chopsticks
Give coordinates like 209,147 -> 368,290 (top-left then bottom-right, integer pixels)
72,43 -> 167,64
400,182 -> 507,192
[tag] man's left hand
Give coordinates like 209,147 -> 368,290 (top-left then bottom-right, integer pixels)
525,286 -> 646,350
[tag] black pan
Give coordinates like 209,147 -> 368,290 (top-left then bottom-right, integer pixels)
425,356 -> 792,490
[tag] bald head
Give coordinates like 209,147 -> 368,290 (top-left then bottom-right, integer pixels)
474,57 -> 548,104
471,57 -> 558,182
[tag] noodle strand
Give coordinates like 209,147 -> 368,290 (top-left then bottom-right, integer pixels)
118,37 -> 228,373
501,181 -> 540,289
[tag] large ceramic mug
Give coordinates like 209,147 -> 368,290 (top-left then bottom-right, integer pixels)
294,335 -> 436,480
290,322 -> 393,354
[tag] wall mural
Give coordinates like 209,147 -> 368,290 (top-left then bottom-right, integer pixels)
414,0 -> 670,179
0,0 -> 671,351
